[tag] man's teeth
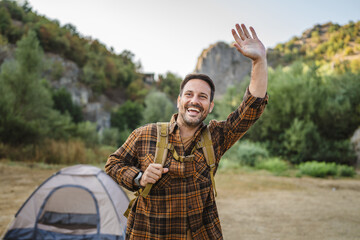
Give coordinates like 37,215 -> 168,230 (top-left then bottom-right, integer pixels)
188,108 -> 200,113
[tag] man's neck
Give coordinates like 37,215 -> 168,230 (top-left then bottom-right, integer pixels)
176,119 -> 201,139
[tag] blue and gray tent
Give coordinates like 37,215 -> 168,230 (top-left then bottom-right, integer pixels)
3,165 -> 129,240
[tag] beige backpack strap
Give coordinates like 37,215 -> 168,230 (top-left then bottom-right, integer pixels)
140,122 -> 169,198
124,122 -> 170,218
200,126 -> 217,197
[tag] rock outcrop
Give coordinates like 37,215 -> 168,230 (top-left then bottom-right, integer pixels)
46,54 -> 118,133
194,42 -> 252,98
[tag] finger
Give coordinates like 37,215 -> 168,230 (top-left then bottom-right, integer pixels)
231,28 -> 242,43
163,168 -> 169,173
149,163 -> 163,170
148,166 -> 162,177
235,24 -> 246,41
145,172 -> 160,182
241,24 -> 251,39
145,177 -> 157,184
250,26 -> 258,39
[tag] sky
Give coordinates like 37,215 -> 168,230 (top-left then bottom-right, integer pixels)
25,0 -> 360,78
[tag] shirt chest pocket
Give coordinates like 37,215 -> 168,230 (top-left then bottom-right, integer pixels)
193,151 -> 211,184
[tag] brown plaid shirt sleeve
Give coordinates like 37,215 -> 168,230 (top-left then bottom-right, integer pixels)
209,87 -> 268,162
105,88 -> 268,239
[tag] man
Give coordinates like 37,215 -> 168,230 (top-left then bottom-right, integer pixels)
105,23 -> 268,239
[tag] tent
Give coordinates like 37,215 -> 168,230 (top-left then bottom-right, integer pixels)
3,164 -> 129,240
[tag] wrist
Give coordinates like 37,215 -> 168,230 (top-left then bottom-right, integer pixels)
253,56 -> 267,65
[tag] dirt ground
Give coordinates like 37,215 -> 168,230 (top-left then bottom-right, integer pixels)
1,162 -> 360,240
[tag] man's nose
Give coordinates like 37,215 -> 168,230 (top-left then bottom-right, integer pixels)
190,95 -> 201,105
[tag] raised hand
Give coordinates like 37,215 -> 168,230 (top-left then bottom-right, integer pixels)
232,24 -> 266,62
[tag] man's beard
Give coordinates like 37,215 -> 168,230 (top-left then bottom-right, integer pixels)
179,103 -> 208,128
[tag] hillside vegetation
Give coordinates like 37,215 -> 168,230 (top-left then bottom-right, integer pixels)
268,21 -> 360,73
209,22 -> 360,170
0,0 -> 181,164
0,0 -> 140,94
0,1 -> 359,174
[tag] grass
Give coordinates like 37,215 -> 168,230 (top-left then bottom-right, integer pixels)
0,139 -> 117,166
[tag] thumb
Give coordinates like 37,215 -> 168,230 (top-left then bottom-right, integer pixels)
162,168 -> 169,173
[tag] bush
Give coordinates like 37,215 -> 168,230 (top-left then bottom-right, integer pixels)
298,161 -> 337,178
100,127 -> 120,147
223,140 -> 269,167
243,62 -> 360,165
256,157 -> 289,175
0,143 -> 36,162
218,158 -> 242,170
337,165 -> 356,177
283,119 -> 321,164
142,91 -> 176,124
52,88 -> 83,123
36,138 -> 87,164
111,100 -> 143,131
298,161 -> 356,178
74,121 -> 99,147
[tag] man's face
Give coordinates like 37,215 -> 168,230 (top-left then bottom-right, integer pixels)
177,79 -> 214,128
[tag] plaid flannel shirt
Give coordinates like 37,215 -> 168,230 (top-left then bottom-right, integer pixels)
105,88 -> 268,239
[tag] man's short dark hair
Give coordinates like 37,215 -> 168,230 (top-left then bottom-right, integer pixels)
180,73 -> 215,102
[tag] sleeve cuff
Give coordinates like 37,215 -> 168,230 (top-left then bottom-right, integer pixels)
243,87 -> 269,108
121,166 -> 141,191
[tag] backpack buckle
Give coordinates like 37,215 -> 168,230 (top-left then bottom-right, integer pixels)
178,155 -> 194,162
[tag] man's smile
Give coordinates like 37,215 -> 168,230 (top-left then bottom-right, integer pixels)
185,105 -> 203,117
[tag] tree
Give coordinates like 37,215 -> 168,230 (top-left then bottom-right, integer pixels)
244,61 -> 359,164
111,100 -> 144,131
52,88 -> 83,123
0,31 -> 70,144
157,72 -> 182,101
142,91 -> 176,124
213,61 -> 359,164
0,7 -> 11,36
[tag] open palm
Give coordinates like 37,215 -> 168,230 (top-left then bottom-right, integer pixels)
232,24 -> 266,61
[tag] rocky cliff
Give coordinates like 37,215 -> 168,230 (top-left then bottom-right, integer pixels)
0,44 -> 125,134
45,54 -> 123,133
194,42 -> 252,98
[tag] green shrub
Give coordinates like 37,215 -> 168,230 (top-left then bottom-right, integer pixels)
142,91 -> 176,124
337,165 -> 356,177
74,121 -> 99,147
298,161 -> 338,178
101,127 -> 120,147
256,157 -> 289,175
223,140 -> 269,167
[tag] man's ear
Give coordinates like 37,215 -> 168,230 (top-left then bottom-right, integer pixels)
209,101 -> 214,113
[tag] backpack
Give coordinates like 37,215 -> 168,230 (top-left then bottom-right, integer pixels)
124,122 -> 217,218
